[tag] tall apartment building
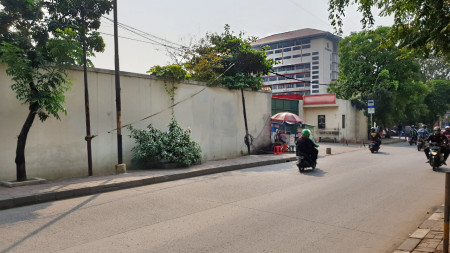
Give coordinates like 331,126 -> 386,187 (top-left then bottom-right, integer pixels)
252,28 -> 341,98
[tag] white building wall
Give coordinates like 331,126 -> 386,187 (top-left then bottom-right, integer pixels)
302,99 -> 367,142
0,65 -> 271,181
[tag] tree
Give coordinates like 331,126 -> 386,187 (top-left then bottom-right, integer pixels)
328,0 -> 450,61
0,0 -> 109,181
328,27 -> 428,127
422,80 -> 450,125
419,57 -> 450,81
45,0 -> 113,66
183,25 -> 275,90
181,25 -> 275,153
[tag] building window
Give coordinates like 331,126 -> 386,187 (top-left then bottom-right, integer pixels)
312,71 -> 319,74
312,90 -> 319,94
312,61 -> 319,65
312,52 -> 319,55
266,51 -> 273,55
296,83 -> 304,88
312,56 -> 319,60
304,73 -> 310,77
342,115 -> 346,128
284,48 -> 291,52
302,53 -> 311,57
318,115 -> 326,129
312,80 -> 319,84
268,43 -> 278,49
293,46 -> 301,51
312,66 -> 319,70
268,77 -> 277,81
282,41 -> 294,47
312,75 -> 319,79
275,57 -> 282,61
296,74 -> 304,78
312,85 -> 319,88
293,54 -> 301,58
275,49 -> 282,54
302,44 -> 311,49
284,56 -> 291,60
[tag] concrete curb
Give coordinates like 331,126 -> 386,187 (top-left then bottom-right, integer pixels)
0,156 -> 296,211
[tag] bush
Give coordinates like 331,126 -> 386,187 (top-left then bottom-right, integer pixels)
128,119 -> 202,167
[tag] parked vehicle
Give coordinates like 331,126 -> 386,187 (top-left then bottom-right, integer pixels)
428,142 -> 445,171
369,140 -> 380,153
296,152 -> 316,173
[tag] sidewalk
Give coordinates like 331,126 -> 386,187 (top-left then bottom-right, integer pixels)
0,138 -> 405,212
395,205 -> 446,253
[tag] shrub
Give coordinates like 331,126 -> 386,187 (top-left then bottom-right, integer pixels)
128,118 -> 202,167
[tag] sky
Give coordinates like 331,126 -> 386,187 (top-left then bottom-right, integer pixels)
92,0 -> 394,74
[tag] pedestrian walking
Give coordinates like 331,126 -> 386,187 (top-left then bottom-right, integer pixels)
398,124 -> 403,139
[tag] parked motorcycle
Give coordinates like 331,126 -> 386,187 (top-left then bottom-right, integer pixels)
428,142 -> 445,171
369,140 -> 380,153
296,152 -> 316,173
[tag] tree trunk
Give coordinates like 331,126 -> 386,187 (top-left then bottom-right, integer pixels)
15,103 -> 38,182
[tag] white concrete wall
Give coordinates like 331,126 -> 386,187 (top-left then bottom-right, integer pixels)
0,65 -> 271,181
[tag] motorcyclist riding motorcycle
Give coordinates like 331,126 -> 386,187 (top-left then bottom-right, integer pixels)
424,126 -> 449,165
369,127 -> 382,146
418,124 -> 430,139
296,129 -> 319,164
444,126 -> 450,138
409,125 -> 418,144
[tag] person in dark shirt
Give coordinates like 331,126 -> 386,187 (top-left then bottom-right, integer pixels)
369,127 -> 382,147
296,129 -> 318,162
424,126 -> 449,165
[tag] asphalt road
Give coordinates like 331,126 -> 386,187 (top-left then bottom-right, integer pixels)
0,143 -> 446,253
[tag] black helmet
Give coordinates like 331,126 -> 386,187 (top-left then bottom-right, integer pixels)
370,127 -> 376,132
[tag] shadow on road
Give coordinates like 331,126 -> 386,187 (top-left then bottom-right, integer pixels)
372,151 -> 390,155
300,168 -> 326,177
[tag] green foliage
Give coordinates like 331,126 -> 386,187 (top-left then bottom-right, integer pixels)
0,0 -> 109,180
45,0 -> 113,58
419,57 -> 450,80
147,64 -> 190,115
422,80 -> 450,124
328,27 -> 428,126
182,25 -> 275,90
148,64 -> 191,83
128,119 -> 202,167
328,0 -> 450,61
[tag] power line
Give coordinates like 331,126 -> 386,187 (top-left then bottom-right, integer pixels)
99,32 -> 166,46
103,16 -> 185,48
101,16 -> 186,52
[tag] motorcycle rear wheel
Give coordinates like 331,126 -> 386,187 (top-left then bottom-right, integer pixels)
297,164 -> 305,173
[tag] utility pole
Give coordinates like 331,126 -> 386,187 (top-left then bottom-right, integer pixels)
113,0 -> 125,173
81,7 -> 93,176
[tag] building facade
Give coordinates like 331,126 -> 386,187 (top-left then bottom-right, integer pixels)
252,28 -> 341,97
